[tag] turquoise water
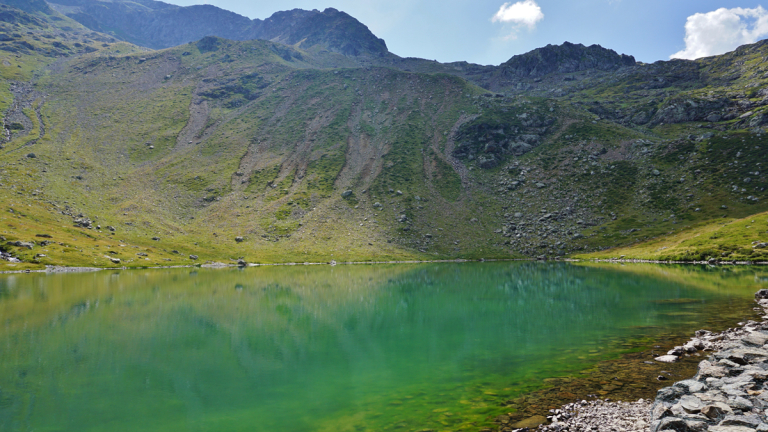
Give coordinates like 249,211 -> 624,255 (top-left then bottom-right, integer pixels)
0,262 -> 765,432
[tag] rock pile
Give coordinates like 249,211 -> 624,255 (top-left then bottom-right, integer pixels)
646,290 -> 768,432
540,399 -> 651,432
534,289 -> 768,432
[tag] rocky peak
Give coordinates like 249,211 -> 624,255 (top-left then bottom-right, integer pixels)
254,8 -> 387,57
500,41 -> 636,78
45,0 -> 387,56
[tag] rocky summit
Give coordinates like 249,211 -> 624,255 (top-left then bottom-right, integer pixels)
0,1 -> 765,268
499,41 -> 636,78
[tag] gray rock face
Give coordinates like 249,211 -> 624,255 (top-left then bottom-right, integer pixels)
500,41 -> 636,78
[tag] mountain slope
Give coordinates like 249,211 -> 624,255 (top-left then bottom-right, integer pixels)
46,0 -> 387,56
0,4 -> 765,269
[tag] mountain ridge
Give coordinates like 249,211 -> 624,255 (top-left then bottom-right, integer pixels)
46,0 -> 388,56
0,3 -> 764,270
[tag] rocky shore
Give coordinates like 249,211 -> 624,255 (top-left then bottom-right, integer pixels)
534,289 -> 768,432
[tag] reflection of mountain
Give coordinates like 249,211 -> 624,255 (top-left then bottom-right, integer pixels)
577,262 -> 768,296
0,263 -> 761,431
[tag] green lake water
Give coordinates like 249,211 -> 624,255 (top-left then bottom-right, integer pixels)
0,262 -> 766,432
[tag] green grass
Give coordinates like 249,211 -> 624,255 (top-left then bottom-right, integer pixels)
576,210 -> 768,262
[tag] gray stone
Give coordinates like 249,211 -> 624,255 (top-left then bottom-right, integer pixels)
653,417 -> 689,432
684,419 -> 709,432
728,396 -> 753,411
700,364 -> 728,378
189,255 -> 198,260
702,403 -> 733,419
717,359 -> 740,368
6,240 -> 34,249
679,395 -> 703,413
653,403 -> 673,420
757,423 -> 768,432
720,414 -> 762,428
655,355 -> 679,363
653,169 -> 660,176
535,182 -> 546,188
718,348 -> 768,365
341,190 -> 353,198
656,386 -> 684,402
235,236 -> 244,243
741,332 -> 768,347
675,379 -> 707,394
710,427 -> 759,432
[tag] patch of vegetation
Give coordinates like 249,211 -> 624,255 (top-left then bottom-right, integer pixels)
307,150 -> 346,196
432,152 -> 461,201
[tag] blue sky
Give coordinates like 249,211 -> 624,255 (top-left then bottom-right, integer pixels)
163,0 -> 768,65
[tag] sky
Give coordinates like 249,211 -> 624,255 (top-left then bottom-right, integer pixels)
162,0 -> 768,66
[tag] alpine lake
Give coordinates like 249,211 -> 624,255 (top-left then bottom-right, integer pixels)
0,261 -> 766,432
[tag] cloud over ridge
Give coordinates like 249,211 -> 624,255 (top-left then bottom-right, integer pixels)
492,0 -> 544,40
672,6 -> 768,60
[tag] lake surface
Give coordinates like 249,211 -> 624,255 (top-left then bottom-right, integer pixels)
0,262 -> 766,432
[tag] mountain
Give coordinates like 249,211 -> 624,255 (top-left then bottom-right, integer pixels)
46,0 -> 387,56
0,2 -> 765,269
500,41 -> 636,78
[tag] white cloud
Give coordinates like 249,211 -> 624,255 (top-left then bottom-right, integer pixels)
492,0 -> 544,38
671,6 -> 768,60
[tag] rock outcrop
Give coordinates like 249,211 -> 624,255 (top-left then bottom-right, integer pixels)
499,42 -> 636,78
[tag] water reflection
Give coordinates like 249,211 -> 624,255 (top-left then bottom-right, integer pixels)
0,262 -> 764,432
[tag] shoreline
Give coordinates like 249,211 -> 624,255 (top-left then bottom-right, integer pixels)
534,289 -> 768,432
0,257 -> 766,275
574,258 -> 768,266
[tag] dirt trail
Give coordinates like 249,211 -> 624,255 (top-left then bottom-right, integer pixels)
175,98 -> 211,150
2,81 -> 46,150
443,114 -> 478,187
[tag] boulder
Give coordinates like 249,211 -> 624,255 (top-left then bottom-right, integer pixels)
701,403 -> 732,419
720,414 -> 762,428
189,255 -> 198,260
656,386 -> 684,402
675,379 -> 707,394
679,395 -> 703,413
741,332 -> 768,347
6,240 -> 34,249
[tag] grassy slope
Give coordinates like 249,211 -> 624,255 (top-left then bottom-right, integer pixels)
0,34 -> 523,269
0,7 -> 767,268
575,210 -> 768,262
